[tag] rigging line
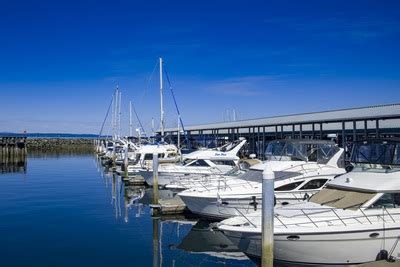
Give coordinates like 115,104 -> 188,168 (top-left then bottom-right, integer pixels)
163,66 -> 188,146
139,60 -> 159,106
99,93 -> 115,138
131,100 -> 147,137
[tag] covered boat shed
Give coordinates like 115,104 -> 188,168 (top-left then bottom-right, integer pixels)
161,103 -> 400,159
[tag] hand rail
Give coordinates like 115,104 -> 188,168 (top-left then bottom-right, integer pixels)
269,206 -> 400,230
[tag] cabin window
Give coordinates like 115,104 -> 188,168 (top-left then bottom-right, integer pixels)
211,160 -> 236,166
158,153 -> 165,158
237,170 -> 263,182
275,181 -> 304,191
300,179 -> 329,190
369,193 -> 400,209
188,160 -> 210,167
144,154 -> 153,161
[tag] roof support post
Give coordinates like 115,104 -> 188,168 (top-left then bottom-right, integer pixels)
262,126 -> 266,160
320,123 -> 323,139
292,124 -> 295,139
364,120 -> 368,139
299,124 -> 303,139
376,119 -> 380,138
253,127 -> 256,155
312,123 -> 315,139
342,121 -> 346,149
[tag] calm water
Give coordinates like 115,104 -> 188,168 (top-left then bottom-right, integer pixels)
0,153 -> 257,267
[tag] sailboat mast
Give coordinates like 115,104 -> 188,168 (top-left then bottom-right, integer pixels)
159,57 -> 164,142
118,90 -> 122,139
111,91 -> 115,140
129,101 -> 133,137
113,87 -> 119,140
177,115 -> 181,151
151,117 -> 155,137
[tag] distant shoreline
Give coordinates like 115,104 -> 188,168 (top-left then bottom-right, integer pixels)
0,133 -> 106,139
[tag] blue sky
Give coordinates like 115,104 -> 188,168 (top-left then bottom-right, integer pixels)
0,0 -> 399,134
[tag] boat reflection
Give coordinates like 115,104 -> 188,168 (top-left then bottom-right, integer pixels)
150,216 -> 256,267
177,220 -> 249,261
99,167 -> 146,221
124,184 -> 146,221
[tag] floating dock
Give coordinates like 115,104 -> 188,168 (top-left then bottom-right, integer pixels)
150,195 -> 187,215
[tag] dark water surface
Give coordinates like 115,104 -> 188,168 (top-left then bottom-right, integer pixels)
0,153 -> 256,267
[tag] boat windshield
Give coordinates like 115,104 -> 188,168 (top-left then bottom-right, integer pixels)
265,140 -> 339,163
351,141 -> 400,168
310,186 -> 377,210
237,170 -> 263,182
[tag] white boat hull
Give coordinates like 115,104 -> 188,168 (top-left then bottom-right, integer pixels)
180,192 -> 312,219
142,171 -> 215,187
222,227 -> 400,264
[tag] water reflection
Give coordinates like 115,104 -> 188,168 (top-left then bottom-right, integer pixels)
28,148 -> 93,158
0,150 -> 27,174
177,220 -> 249,261
149,216 -> 257,267
95,156 -> 256,266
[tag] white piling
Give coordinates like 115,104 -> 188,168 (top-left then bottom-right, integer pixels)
152,152 -> 159,205
262,165 -> 275,267
124,144 -> 129,177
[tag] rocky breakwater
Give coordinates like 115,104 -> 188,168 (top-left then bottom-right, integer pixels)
26,138 -> 94,154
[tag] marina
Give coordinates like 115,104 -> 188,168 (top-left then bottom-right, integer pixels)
89,59 -> 400,265
2,1 -> 400,266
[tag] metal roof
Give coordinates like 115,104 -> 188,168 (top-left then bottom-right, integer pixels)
164,103 -> 400,132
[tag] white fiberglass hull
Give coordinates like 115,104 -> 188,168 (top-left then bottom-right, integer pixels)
180,192 -> 311,220
141,170 -> 216,187
180,194 -> 262,219
221,226 -> 400,264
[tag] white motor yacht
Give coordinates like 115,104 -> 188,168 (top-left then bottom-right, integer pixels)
140,138 -> 247,186
218,139 -> 400,264
118,143 -> 180,175
179,139 -> 345,219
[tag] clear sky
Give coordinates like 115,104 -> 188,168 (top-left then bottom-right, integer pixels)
1,0 -> 399,134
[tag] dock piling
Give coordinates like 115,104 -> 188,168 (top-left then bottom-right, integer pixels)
262,165 -> 275,267
151,152 -> 159,216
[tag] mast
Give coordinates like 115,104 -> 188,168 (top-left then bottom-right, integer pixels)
177,115 -> 181,151
118,90 -> 122,139
151,117 -> 155,140
113,87 -> 119,140
159,57 -> 164,142
129,101 -> 133,137
111,91 -> 115,140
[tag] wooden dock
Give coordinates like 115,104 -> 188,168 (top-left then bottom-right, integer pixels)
0,136 -> 27,155
0,136 -> 27,174
150,195 -> 187,216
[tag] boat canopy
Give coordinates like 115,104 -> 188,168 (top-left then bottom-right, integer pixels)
265,140 -> 340,164
351,139 -> 400,167
310,186 -> 377,210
